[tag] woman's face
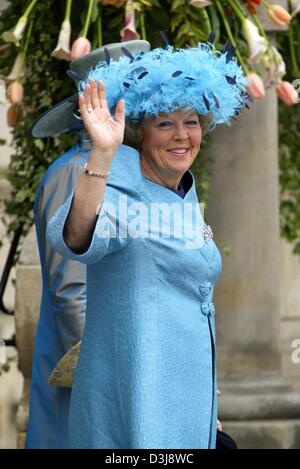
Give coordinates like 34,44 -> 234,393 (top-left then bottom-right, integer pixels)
140,110 -> 202,181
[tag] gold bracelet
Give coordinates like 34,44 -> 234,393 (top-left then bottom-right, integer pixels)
83,162 -> 110,178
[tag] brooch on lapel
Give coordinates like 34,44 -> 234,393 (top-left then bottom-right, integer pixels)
203,224 -> 213,243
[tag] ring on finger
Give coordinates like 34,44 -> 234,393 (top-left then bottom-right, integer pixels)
87,106 -> 93,114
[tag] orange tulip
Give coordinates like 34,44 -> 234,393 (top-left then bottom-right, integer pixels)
7,104 -> 23,127
6,81 -> 24,104
267,5 -> 291,26
246,73 -> 266,100
70,37 -> 92,60
276,81 -> 298,105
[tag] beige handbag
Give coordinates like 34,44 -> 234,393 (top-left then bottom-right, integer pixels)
48,341 -> 81,388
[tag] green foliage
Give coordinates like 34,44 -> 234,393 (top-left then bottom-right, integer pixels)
0,0 -> 299,261
0,0 -> 214,260
277,15 -> 300,256
279,102 -> 300,254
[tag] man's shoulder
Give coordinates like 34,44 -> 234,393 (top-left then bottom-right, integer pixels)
42,143 -> 88,180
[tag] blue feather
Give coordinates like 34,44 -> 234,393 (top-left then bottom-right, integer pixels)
78,42 -> 248,131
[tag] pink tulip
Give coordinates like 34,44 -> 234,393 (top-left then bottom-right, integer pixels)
276,81 -> 298,105
267,5 -> 291,26
71,37 -> 92,60
6,81 -> 24,104
247,73 -> 266,100
120,1 -> 140,41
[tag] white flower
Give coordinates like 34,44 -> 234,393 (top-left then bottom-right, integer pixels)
0,53 -> 24,84
2,16 -> 27,44
0,79 -> 6,104
242,18 -> 268,65
189,0 -> 212,7
51,19 -> 72,61
290,0 -> 300,17
263,46 -> 286,88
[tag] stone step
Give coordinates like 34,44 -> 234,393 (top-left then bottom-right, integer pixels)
222,419 -> 300,449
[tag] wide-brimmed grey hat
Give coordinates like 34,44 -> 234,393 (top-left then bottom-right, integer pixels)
30,40 -> 150,138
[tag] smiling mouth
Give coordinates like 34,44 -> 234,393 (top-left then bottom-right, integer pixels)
166,148 -> 190,156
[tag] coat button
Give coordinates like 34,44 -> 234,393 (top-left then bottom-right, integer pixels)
201,301 -> 215,317
199,281 -> 212,298
208,302 -> 215,317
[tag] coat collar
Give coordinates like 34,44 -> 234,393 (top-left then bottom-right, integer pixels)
109,144 -> 197,204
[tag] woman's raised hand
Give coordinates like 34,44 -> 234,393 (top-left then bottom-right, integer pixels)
79,79 -> 125,159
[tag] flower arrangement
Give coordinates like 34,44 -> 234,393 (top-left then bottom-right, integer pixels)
1,1 -> 299,113
0,0 -> 299,256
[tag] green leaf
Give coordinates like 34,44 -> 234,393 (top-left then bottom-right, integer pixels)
39,95 -> 52,108
34,139 -> 45,151
91,0 -> 99,23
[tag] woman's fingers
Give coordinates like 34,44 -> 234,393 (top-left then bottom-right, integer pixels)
78,94 -> 89,121
114,99 -> 125,127
84,83 -> 92,113
90,79 -> 99,110
97,80 -> 109,109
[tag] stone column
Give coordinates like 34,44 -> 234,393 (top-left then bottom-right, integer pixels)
201,0 -> 300,448
206,92 -> 282,375
280,239 -> 300,392
14,228 -> 41,449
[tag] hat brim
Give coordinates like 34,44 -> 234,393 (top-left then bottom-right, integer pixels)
30,95 -> 80,138
70,40 -> 150,80
31,40 -> 151,138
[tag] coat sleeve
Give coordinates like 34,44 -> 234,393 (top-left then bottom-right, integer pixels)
46,177 -> 134,265
35,158 -> 87,353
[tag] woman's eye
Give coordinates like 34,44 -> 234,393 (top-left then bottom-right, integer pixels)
186,120 -> 199,125
157,121 -> 173,128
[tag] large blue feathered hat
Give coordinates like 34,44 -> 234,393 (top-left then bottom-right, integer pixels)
31,37 -> 250,138
80,43 -> 249,133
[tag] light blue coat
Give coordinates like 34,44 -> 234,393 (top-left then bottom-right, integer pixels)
46,144 -> 222,449
25,140 -> 92,448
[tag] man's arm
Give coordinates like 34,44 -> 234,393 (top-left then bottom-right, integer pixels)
35,155 -> 87,354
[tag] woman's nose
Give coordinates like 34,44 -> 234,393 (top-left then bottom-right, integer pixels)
173,124 -> 189,140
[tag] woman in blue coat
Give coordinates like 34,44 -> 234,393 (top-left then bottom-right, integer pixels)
46,40 -> 248,448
